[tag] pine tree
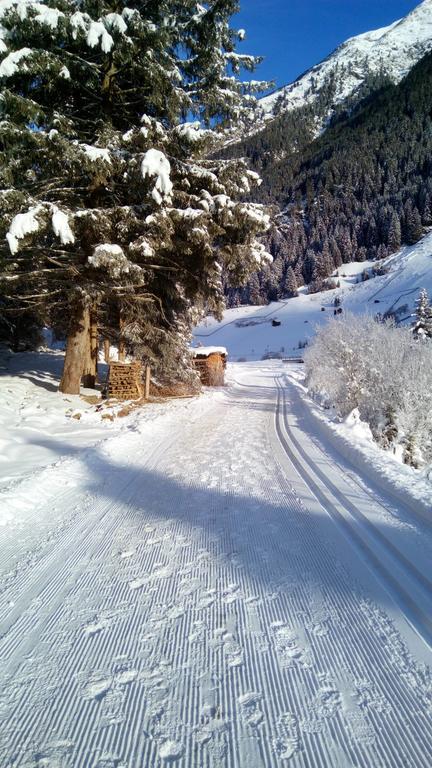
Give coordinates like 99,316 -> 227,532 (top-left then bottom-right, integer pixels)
403,202 -> 423,245
247,272 -> 262,305
282,266 -> 298,298
0,0 -> 271,392
412,288 -> 432,339
302,249 -> 316,284
387,211 -> 401,252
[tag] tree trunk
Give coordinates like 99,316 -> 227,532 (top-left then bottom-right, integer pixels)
59,306 -> 90,394
82,309 -> 98,389
103,338 -> 110,363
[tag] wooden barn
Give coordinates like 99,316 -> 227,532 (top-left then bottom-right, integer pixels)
191,346 -> 228,386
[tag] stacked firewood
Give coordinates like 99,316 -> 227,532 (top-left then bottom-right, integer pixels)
107,362 -> 144,400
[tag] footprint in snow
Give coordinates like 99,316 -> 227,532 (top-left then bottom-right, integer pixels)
83,621 -> 105,637
159,740 -> 184,762
84,678 -> 112,701
116,669 -> 138,686
129,578 -> 146,590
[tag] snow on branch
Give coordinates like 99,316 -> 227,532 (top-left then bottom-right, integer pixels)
51,207 -> 74,246
86,20 -> 114,54
174,121 -> 210,143
251,240 -> 272,265
0,47 -> 33,78
6,202 -> 75,253
6,205 -> 43,254
88,243 -> 141,279
141,148 -> 173,205
79,143 -> 112,165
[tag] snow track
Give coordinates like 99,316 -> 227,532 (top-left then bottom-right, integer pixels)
274,377 -> 432,646
0,364 -> 431,767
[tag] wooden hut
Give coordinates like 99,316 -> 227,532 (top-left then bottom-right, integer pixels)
191,346 -> 228,386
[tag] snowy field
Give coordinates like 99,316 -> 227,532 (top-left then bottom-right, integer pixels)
1,345 -> 432,765
194,234 -> 432,361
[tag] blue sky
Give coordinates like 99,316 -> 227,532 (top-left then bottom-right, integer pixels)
234,0 -> 419,89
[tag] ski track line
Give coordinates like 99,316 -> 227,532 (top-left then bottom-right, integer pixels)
229,378 -> 432,767
284,371 -> 432,534
272,377 -> 432,647
279,380 -> 432,599
0,373 -> 432,766
235,375 -> 432,609
264,374 -> 427,766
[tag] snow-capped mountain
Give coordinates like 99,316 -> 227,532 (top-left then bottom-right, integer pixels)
257,0 -> 432,124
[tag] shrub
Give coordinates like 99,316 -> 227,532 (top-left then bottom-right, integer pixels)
304,312 -> 432,466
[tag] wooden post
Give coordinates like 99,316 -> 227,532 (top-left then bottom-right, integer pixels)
118,340 -> 126,362
145,365 -> 151,400
82,308 -> 98,388
118,310 -> 126,362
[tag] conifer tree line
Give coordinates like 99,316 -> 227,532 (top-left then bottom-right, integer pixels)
225,52 -> 432,306
0,0 -> 271,391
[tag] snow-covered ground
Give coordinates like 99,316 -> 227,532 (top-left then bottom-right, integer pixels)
0,349 -> 117,487
1,235 -> 432,765
0,351 -> 432,766
194,233 -> 432,361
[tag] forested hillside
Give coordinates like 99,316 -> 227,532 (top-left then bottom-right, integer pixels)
227,52 -> 432,306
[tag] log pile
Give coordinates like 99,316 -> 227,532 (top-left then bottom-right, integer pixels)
193,351 -> 227,386
107,361 -> 144,400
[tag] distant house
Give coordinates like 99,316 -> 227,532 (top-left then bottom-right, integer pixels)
191,346 -> 228,386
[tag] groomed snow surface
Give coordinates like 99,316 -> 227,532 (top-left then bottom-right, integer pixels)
0,344 -> 432,766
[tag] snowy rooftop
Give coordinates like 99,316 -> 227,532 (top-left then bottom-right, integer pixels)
190,346 -> 227,358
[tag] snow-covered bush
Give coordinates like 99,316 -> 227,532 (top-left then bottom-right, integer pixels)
304,312 -> 432,466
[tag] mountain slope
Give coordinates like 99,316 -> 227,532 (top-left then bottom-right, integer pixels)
222,48 -> 432,308
258,0 -> 432,126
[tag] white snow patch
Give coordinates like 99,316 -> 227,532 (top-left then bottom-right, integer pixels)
190,346 -> 227,358
104,12 -> 127,34
86,20 -> 114,53
80,143 -> 111,164
141,148 -> 173,205
51,208 -> 74,246
159,740 -> 184,761
0,47 -> 32,78
175,121 -> 208,143
89,244 -> 133,278
6,205 -> 43,254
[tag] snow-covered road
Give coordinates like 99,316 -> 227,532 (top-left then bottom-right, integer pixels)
1,364 -> 431,767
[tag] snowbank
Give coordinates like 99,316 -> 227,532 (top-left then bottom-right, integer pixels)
287,369 -> 432,525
